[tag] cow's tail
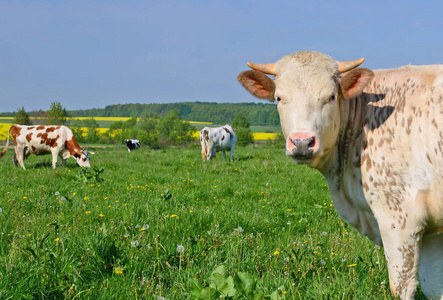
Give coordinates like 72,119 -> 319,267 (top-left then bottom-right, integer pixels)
0,126 -> 11,158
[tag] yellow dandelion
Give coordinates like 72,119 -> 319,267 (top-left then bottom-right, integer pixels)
55,238 -> 60,242
171,214 -> 177,218
348,264 -> 357,267
114,266 -> 123,274
99,213 -> 104,217
85,211 -> 91,214
274,251 -> 280,256
84,196 -> 89,200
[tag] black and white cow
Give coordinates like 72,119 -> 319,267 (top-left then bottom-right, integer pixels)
125,139 -> 140,152
199,125 -> 237,162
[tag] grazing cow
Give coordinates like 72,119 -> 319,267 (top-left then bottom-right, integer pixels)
0,125 -> 94,170
200,125 -> 237,162
125,139 -> 140,152
238,51 -> 443,300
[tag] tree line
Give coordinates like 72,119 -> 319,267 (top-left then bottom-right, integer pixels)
1,102 -> 280,126
8,102 -> 257,147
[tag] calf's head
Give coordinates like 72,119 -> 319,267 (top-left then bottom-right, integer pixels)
238,51 -> 374,168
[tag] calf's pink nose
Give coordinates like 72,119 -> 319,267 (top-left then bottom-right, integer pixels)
286,133 -> 319,157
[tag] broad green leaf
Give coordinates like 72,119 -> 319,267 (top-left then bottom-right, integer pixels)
210,265 -> 228,290
199,287 -> 220,300
187,278 -> 203,299
219,276 -> 236,297
234,272 -> 257,296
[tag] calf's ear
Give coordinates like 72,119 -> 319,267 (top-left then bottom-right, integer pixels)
238,70 -> 276,101
340,68 -> 374,99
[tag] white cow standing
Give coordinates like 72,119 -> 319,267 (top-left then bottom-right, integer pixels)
238,51 -> 443,300
200,125 -> 237,162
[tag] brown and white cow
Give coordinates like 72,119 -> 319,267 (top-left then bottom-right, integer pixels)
0,125 -> 94,170
200,125 -> 237,162
238,51 -> 443,300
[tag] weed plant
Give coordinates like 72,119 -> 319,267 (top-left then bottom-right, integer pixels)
0,146 -> 426,299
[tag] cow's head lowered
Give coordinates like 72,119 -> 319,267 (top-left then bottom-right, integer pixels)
74,150 -> 95,168
238,51 -> 374,168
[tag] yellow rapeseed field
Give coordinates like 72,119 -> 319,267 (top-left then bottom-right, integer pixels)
0,122 -> 277,141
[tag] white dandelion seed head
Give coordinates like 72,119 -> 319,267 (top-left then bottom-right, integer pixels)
0,208 -> 2,213
55,191 -> 60,196
283,257 -> 289,264
236,226 -> 244,233
131,240 -> 139,247
322,231 -> 327,236
142,224 -> 149,230
215,223 -> 219,229
287,221 -> 291,225
135,224 -> 141,228
176,245 -> 185,253
320,260 -> 326,265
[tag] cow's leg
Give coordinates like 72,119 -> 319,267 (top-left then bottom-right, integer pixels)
12,153 -> 18,167
419,232 -> 443,299
14,145 -> 26,170
374,191 -> 426,300
378,223 -> 422,300
51,150 -> 58,169
229,145 -> 235,162
59,153 -> 67,168
221,150 -> 226,162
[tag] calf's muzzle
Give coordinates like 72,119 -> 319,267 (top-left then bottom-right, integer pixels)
286,133 -> 319,159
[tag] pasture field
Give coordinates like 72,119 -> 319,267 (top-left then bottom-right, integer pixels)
0,145 -> 425,299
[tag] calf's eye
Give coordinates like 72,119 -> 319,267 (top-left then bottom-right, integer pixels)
275,96 -> 281,102
328,95 -> 336,102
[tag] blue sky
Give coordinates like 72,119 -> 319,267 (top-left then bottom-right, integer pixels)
0,0 -> 442,113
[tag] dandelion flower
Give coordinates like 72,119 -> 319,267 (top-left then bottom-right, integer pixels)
274,250 -> 280,256
348,263 -> 357,267
99,213 -> 104,217
55,238 -> 60,242
141,224 -> 149,231
287,221 -> 291,225
322,231 -> 327,236
176,245 -> 185,253
55,191 -> 60,196
131,240 -> 139,247
114,266 -> 123,274
170,214 -> 177,218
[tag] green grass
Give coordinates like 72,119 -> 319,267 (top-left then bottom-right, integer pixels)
0,145 -> 423,299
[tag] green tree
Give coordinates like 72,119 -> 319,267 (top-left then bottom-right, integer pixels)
47,102 -> 67,125
158,110 -> 196,144
14,107 -> 32,125
231,112 -> 250,128
232,112 -> 253,146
